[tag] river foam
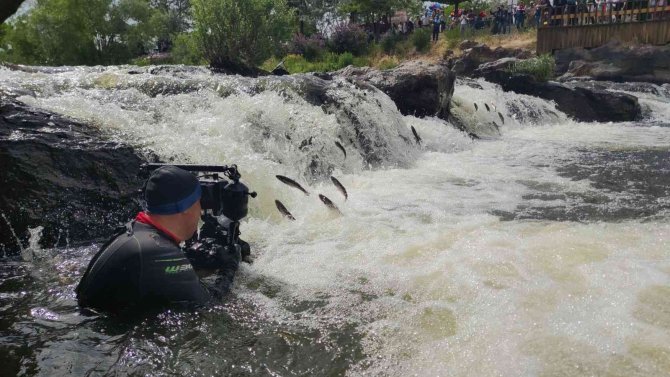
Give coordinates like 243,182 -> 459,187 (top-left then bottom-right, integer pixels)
1,66 -> 669,376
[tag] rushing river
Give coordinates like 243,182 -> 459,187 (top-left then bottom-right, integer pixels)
0,66 -> 669,376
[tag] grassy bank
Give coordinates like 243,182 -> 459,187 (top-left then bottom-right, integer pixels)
262,28 -> 538,74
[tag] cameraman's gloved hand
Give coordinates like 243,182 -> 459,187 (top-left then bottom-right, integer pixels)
206,244 -> 241,299
214,244 -> 241,270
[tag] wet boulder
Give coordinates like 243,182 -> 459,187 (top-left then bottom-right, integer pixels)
555,40 -> 670,84
333,60 -> 457,120
451,43 -> 533,77
473,57 -> 521,77
482,70 -> 642,122
0,98 -> 146,254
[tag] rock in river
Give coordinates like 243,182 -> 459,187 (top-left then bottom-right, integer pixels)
333,60 -> 456,120
0,97 -> 146,253
481,68 -> 642,123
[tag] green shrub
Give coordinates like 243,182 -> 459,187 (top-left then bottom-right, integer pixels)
290,33 -> 326,62
377,56 -> 399,70
171,33 -> 206,65
444,28 -> 462,50
284,54 -> 313,72
393,39 -> 414,58
337,51 -> 354,67
352,56 -> 370,67
380,32 -> 402,54
412,28 -> 431,53
266,52 -> 361,74
328,23 -> 369,56
508,54 -> 556,82
192,0 -> 294,70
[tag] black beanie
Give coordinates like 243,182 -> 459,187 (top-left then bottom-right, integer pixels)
145,165 -> 201,215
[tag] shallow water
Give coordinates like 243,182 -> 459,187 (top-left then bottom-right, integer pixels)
1,67 -> 669,376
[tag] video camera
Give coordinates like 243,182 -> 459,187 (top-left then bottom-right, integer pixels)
142,163 -> 257,264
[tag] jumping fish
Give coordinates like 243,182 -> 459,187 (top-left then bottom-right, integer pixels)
474,103 -> 479,111
330,176 -> 348,201
276,175 -> 309,195
498,112 -> 505,124
319,194 -> 342,215
492,121 -> 501,135
411,126 -> 422,145
484,103 -> 490,112
274,200 -> 296,220
490,102 -> 497,111
335,141 -> 347,159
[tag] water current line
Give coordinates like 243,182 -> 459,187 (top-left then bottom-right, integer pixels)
1,212 -> 25,256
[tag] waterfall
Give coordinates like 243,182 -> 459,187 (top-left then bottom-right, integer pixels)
0,65 -> 669,376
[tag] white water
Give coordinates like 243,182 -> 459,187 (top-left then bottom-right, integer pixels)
2,66 -> 669,376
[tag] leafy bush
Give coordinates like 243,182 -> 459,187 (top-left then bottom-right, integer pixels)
290,33 -> 326,62
327,23 -> 369,56
396,39 -> 416,58
442,28 -> 462,50
411,28 -> 431,53
376,56 -> 399,70
0,0 -> 159,65
352,56 -> 370,67
380,32 -> 402,54
262,52 -> 365,74
337,51 -> 354,67
192,0 -> 295,70
171,33 -> 206,65
508,54 -> 556,82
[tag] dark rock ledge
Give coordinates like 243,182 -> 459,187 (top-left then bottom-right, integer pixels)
0,97 -> 146,254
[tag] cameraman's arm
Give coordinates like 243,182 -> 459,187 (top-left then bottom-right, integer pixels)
208,245 -> 241,299
184,242 -> 241,298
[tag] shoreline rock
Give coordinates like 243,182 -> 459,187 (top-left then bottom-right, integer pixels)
451,43 -> 533,77
481,70 -> 642,122
555,40 -> 670,84
333,60 -> 456,120
0,98 -> 146,254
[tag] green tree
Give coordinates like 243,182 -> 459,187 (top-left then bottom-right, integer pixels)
0,0 -> 161,65
191,0 -> 295,72
149,0 -> 192,51
170,32 -> 204,64
287,0 -> 341,35
339,0 -> 421,21
338,0 -> 421,40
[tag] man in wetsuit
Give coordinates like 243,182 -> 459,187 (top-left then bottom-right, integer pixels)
76,165 -> 240,315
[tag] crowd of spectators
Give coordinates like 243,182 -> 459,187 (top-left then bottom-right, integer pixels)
379,2 -> 544,43
543,0 -> 668,26
376,0 -> 667,40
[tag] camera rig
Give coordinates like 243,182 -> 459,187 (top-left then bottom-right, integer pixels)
142,163 -> 257,264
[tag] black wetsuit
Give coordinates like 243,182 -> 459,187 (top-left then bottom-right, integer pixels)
76,221 -> 239,315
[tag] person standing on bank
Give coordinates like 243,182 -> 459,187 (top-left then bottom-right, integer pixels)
76,165 -> 241,315
432,13 -> 441,42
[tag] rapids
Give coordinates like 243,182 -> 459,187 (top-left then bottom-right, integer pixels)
0,66 -> 669,376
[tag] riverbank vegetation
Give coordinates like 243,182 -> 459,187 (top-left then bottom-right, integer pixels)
0,0 -> 539,73
507,53 -> 555,81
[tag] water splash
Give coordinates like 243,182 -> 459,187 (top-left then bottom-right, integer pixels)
1,65 -> 670,377
21,226 -> 44,262
1,212 -> 25,255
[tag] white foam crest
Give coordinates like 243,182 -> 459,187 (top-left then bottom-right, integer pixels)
508,120 -> 670,149
451,78 -> 569,138
404,116 -> 475,153
4,67 -> 670,375
608,83 -> 670,125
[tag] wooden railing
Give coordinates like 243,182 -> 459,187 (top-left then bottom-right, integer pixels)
539,0 -> 670,27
